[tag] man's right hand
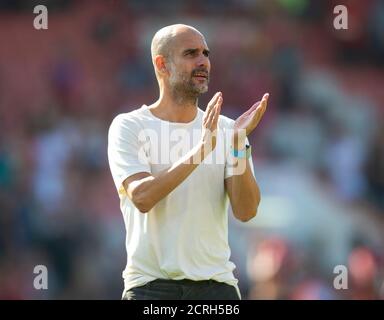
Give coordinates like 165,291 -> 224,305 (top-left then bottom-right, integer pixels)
201,92 -> 222,154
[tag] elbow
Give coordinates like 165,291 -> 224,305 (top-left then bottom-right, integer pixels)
236,188 -> 261,222
136,204 -> 151,214
236,209 -> 258,222
131,188 -> 153,214
234,199 -> 260,222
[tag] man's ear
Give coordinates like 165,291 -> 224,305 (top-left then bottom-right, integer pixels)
154,55 -> 168,75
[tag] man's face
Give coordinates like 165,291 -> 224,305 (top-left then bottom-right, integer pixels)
166,31 -> 211,97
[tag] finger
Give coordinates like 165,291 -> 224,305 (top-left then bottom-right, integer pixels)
260,93 -> 269,115
206,96 -> 222,128
245,93 -> 269,115
250,94 -> 268,124
261,101 -> 267,116
244,101 -> 261,116
206,92 -> 221,111
253,93 -> 268,116
211,96 -> 223,129
203,92 -> 221,124
205,104 -> 216,127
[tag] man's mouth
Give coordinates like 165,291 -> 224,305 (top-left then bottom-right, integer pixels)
192,72 -> 208,81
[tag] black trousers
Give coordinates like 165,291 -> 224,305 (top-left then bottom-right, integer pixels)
122,279 -> 240,300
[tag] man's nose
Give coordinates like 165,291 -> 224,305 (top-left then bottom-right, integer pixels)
196,54 -> 209,69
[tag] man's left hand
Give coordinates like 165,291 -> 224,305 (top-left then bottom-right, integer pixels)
233,93 -> 269,149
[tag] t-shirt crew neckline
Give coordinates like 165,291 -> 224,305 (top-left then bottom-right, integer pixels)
142,104 -> 201,126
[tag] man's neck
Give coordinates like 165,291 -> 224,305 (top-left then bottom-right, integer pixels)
148,94 -> 198,123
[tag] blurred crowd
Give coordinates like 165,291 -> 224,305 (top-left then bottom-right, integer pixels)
0,0 -> 383,299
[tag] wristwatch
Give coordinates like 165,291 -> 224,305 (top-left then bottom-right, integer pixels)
231,144 -> 251,159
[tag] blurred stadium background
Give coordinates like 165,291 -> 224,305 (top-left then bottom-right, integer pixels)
0,0 -> 383,299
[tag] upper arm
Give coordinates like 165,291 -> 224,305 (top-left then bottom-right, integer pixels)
107,115 -> 151,194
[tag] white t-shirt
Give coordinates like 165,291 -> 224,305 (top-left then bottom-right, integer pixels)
107,105 -> 253,298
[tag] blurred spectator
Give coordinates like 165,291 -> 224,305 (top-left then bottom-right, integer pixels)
347,246 -> 380,299
365,124 -> 384,211
49,47 -> 83,112
32,110 -> 78,214
246,237 -> 292,299
367,0 -> 384,66
290,279 -> 336,300
324,121 -> 367,201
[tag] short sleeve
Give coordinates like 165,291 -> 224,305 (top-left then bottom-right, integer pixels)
107,114 -> 151,194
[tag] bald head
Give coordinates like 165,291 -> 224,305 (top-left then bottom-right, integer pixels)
151,24 -> 205,62
150,24 -> 211,97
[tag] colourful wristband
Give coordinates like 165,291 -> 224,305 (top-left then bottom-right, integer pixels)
231,145 -> 251,159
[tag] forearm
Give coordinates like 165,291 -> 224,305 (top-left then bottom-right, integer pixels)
128,142 -> 209,213
226,135 -> 260,221
227,157 -> 260,222
224,92 -> 268,221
